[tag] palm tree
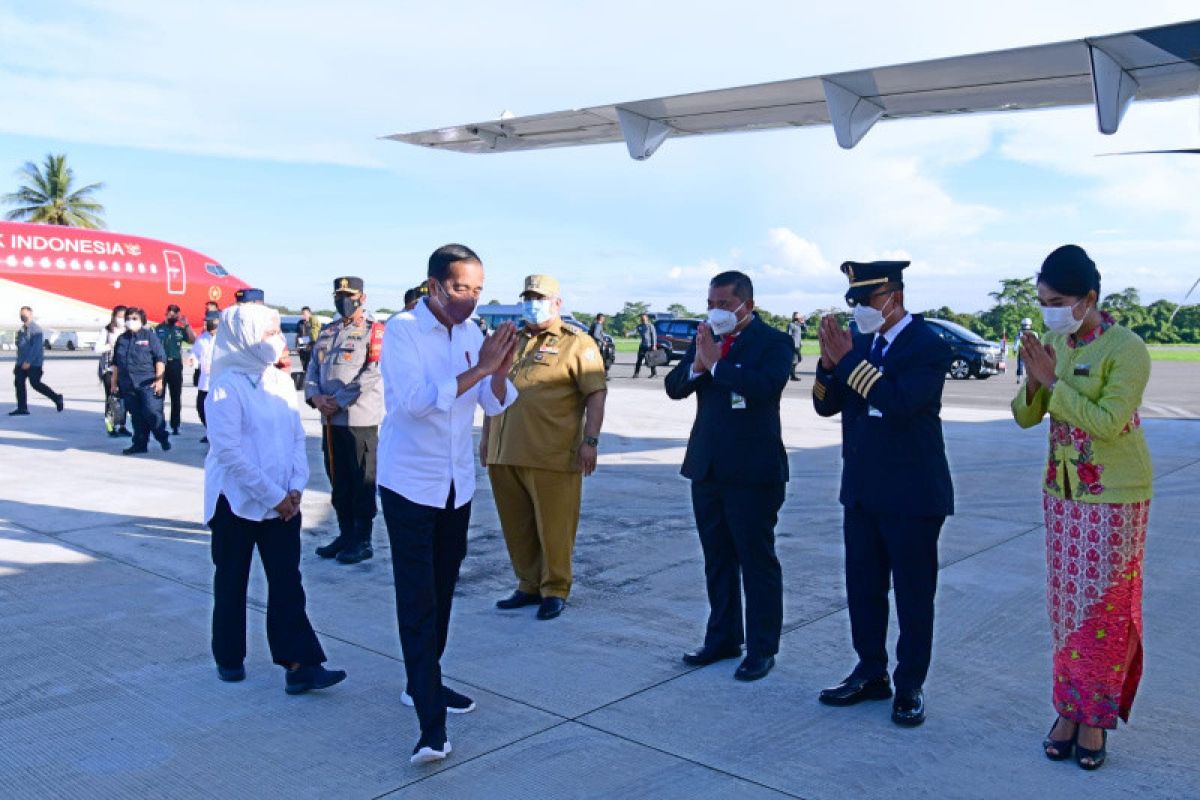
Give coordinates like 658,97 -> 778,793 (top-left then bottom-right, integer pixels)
2,153 -> 106,229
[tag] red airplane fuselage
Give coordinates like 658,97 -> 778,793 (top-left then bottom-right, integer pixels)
0,221 -> 249,331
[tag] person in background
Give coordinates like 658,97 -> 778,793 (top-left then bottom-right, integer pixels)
1011,245 -> 1152,771
1015,317 -> 1037,382
786,312 -> 806,381
99,304 -> 131,436
306,277 -> 384,565
633,313 -> 658,378
296,306 -> 320,373
191,310 -> 219,444
157,303 -> 196,435
665,271 -> 793,683
111,307 -> 170,455
485,274 -> 608,621
10,306 -> 64,416
587,313 -> 606,342
403,288 -> 421,312
377,244 -> 518,764
204,302 -> 347,695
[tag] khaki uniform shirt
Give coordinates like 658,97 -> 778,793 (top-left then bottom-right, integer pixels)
304,313 -> 384,427
487,320 -> 607,473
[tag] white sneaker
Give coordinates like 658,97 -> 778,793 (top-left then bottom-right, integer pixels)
401,688 -> 476,714
410,739 -> 452,765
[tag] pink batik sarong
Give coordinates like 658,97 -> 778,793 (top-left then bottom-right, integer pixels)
1043,493 -> 1149,729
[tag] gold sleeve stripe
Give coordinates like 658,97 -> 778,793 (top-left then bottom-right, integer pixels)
851,364 -> 881,396
847,362 -> 871,393
813,383 -> 827,400
858,370 -> 883,397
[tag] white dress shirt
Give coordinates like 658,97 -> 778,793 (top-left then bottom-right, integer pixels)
191,331 -> 216,392
873,312 -> 914,360
377,299 -> 517,509
203,368 -> 308,523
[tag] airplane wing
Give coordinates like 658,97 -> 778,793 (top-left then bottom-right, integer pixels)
384,19 -> 1200,160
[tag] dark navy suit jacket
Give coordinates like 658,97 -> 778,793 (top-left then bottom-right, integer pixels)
812,315 -> 955,517
665,315 -> 793,485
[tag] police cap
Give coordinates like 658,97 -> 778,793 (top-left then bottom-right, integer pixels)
204,310 -> 221,322
841,261 -> 909,305
334,276 -> 364,294
235,287 -> 265,304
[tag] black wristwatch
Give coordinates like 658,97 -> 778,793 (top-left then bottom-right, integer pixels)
583,435 -> 599,447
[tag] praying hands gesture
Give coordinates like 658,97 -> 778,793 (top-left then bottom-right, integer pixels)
692,322 -> 721,374
818,315 -> 853,369
1021,331 -> 1058,390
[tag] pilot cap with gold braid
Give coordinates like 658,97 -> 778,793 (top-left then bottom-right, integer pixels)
334,276 -> 365,294
841,260 -> 909,305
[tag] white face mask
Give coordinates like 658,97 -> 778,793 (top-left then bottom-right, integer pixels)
707,301 -> 746,336
253,333 -> 287,365
521,298 -> 554,325
852,293 -> 893,335
1041,299 -> 1086,336
126,318 -> 143,332
114,319 -> 126,330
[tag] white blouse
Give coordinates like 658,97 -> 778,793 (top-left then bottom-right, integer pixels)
203,368 -> 308,523
191,332 -> 216,392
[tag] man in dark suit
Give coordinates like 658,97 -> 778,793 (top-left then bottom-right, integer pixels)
812,260 -> 954,727
665,271 -> 794,682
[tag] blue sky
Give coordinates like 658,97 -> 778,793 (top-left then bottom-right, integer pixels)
1,0 -> 1198,316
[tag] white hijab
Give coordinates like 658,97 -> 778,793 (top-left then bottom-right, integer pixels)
210,304 -> 284,384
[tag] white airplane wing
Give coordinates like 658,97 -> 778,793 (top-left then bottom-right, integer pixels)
384,19 -> 1200,160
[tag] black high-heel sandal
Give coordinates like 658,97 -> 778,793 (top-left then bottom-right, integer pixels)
1043,719 -> 1076,761
1075,728 -> 1107,770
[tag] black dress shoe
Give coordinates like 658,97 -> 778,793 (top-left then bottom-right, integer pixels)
891,688 -> 926,727
316,536 -> 348,558
217,664 -> 246,682
734,655 -> 775,682
285,664 -> 347,695
336,541 -> 373,564
536,596 -> 566,620
55,394 -> 64,412
8,409 -> 29,416
122,446 -> 148,455
159,436 -> 171,451
818,674 -> 893,706
495,590 -> 541,610
681,644 -> 742,667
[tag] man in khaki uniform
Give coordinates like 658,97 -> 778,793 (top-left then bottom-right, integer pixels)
483,274 -> 608,621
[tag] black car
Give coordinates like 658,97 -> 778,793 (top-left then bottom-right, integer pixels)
924,318 -> 1003,380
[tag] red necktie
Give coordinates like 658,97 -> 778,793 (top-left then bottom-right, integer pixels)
720,334 -> 737,359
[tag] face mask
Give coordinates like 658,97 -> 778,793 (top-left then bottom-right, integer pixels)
19,315 -> 30,324
126,318 -> 143,332
707,301 -> 746,337
253,334 -> 287,366
852,293 -> 894,335
521,298 -> 554,325
205,322 -> 218,333
1041,299 -> 1086,335
434,281 -> 477,325
114,318 -> 126,330
335,295 -> 360,318
166,314 -> 178,323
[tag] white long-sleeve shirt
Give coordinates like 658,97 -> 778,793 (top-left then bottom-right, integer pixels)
377,299 -> 517,509
203,368 -> 308,523
191,331 -> 216,392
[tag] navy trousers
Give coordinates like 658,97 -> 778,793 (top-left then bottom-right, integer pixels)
843,505 -> 944,692
122,384 -> 167,448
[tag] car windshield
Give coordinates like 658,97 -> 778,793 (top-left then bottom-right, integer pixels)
931,319 -> 987,343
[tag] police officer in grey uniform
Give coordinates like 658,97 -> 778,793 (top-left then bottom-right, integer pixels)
306,277 -> 385,564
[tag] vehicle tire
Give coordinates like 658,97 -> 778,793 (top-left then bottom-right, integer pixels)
43,341 -> 52,350
67,341 -> 76,351
949,357 -> 971,380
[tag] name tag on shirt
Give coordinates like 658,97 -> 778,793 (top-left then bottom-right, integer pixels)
731,392 -> 746,410
1073,364 -> 1091,376
868,406 -> 882,418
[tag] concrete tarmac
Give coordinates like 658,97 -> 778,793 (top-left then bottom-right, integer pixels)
1,356 -> 1197,799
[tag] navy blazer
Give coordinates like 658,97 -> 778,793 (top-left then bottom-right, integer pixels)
812,315 -> 955,517
665,315 -> 793,485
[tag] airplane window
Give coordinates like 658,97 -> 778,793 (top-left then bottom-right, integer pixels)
205,263 -> 229,277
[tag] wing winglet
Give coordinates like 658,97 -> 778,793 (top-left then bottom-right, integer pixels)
1088,44 -> 1140,135
821,79 -> 886,149
616,107 -> 673,160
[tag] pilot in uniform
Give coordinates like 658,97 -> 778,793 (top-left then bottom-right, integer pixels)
811,260 -> 954,727
112,307 -> 171,455
305,277 -> 385,564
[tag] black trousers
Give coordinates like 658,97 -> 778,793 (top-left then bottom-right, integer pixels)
691,480 -> 785,658
381,485 -> 469,743
122,384 -> 167,449
13,365 -> 57,411
209,494 -> 326,669
634,346 -> 658,376
792,347 -> 802,378
321,424 -> 379,538
843,505 -> 944,692
197,390 -> 208,428
102,374 -> 127,429
164,359 -> 184,431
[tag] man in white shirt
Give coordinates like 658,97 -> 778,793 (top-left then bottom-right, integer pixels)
191,310 -> 219,443
377,243 -> 519,765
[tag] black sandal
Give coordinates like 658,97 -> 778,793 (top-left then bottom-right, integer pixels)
1075,728 -> 1107,770
1043,718 -> 1076,761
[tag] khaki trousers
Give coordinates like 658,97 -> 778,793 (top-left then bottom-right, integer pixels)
488,464 -> 582,599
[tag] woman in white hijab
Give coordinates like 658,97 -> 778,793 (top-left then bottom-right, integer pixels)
204,303 -> 346,694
